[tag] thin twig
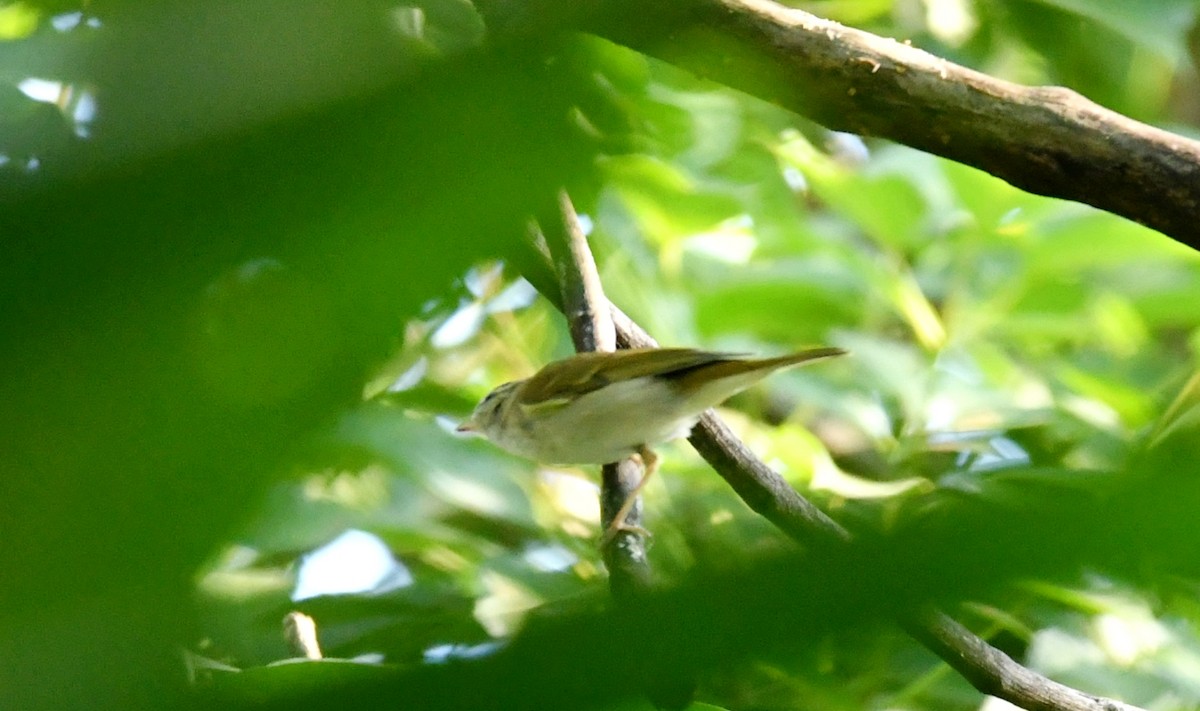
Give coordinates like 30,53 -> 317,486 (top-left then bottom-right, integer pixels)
538,191 -> 652,595
606,303 -> 1143,711
905,611 -> 1143,711
282,611 -> 324,660
610,309 -> 848,544
523,223 -> 1143,710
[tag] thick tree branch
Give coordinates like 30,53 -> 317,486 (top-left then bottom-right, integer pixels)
607,0 -> 1200,247
481,0 -> 1200,248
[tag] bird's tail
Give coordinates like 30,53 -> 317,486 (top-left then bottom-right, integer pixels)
672,346 -> 847,407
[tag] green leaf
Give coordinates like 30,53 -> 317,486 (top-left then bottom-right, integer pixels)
1025,0 -> 1195,63
207,659 -> 398,703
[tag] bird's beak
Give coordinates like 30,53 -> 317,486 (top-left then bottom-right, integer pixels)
456,420 -> 478,434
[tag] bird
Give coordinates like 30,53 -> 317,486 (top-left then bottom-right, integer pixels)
457,346 -> 846,542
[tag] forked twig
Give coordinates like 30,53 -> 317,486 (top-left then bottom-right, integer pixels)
526,230 -> 1143,711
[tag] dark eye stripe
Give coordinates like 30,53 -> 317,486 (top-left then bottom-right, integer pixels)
480,382 -> 518,413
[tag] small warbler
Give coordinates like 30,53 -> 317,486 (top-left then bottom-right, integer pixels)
458,347 -> 845,540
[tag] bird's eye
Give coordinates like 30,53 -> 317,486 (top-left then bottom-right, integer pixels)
480,382 -> 516,413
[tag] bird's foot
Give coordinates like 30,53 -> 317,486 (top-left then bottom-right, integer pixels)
599,445 -> 658,550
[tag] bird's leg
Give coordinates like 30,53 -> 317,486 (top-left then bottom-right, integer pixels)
601,445 -> 657,546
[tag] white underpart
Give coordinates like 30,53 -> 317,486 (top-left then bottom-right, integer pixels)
499,368 -> 777,464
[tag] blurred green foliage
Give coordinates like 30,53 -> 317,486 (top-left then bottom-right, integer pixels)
2,1 -> 1199,710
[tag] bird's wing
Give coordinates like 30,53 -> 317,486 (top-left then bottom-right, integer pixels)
517,348 -> 741,406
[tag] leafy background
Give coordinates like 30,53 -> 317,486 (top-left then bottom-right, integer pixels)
2,0 -> 1199,710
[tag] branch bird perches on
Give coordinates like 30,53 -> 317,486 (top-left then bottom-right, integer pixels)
529,197 -> 1144,711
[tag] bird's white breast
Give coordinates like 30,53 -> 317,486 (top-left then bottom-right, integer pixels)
505,376 -> 700,465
